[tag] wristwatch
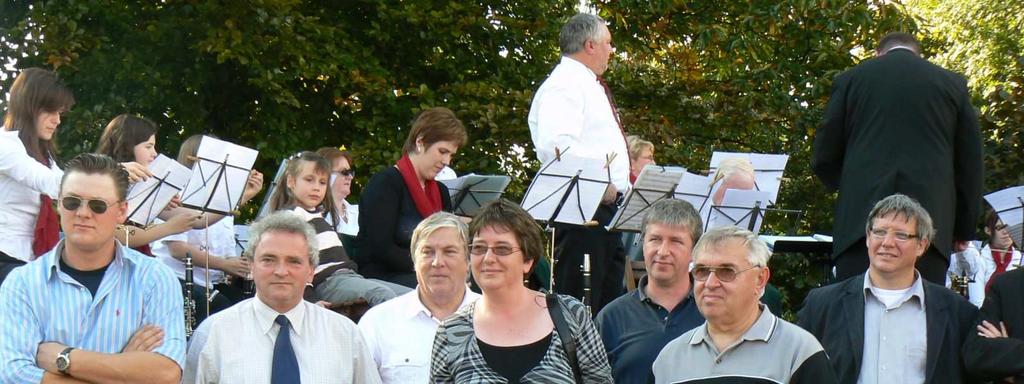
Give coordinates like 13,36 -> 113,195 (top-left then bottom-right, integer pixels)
56,347 -> 74,375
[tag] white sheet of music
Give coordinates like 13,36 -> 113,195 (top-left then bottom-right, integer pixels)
440,173 -> 512,216
126,154 -> 192,226
708,151 -> 789,205
984,186 -> 1024,246
608,165 -> 687,232
180,136 -> 259,215
708,188 -> 772,233
521,155 -> 608,225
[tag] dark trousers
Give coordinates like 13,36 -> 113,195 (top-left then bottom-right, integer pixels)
834,238 -> 949,284
0,251 -> 27,289
553,204 -> 625,315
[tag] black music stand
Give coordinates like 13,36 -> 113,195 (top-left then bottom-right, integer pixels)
704,189 -> 772,233
608,165 -> 687,233
709,151 -> 789,205
125,154 -> 191,227
180,136 -> 259,215
441,174 -> 512,217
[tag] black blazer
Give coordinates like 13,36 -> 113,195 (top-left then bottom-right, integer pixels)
962,268 -> 1024,381
812,49 -> 983,259
796,274 -> 978,384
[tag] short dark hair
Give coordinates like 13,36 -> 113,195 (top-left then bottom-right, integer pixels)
316,146 -> 355,169
401,107 -> 468,155
877,32 -> 921,55
95,114 -> 159,163
468,199 -> 545,277
60,153 -> 131,201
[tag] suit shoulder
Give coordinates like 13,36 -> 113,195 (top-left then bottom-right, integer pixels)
990,268 -> 1024,292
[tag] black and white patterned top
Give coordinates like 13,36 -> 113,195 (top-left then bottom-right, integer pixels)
286,206 -> 357,286
430,293 -> 613,383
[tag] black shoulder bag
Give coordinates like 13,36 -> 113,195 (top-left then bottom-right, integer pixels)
547,294 -> 583,383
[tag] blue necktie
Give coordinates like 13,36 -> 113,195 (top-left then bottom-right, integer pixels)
272,315 -> 300,384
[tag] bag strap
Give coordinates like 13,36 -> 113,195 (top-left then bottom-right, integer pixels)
547,294 -> 583,383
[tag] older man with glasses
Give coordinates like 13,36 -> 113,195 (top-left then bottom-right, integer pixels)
653,226 -> 836,384
797,193 -> 978,383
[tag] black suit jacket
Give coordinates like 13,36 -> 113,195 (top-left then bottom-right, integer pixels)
812,49 -> 983,259
962,268 -> 1024,381
796,274 -> 978,384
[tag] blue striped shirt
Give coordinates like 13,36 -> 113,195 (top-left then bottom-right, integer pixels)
0,240 -> 186,383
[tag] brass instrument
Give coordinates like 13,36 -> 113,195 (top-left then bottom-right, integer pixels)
184,252 -> 196,339
949,272 -> 972,300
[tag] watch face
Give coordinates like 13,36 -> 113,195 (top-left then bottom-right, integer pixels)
56,355 -> 69,371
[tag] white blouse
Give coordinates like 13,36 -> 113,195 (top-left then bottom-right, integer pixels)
0,130 -> 63,262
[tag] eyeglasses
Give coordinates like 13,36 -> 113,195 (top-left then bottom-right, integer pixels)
692,265 -> 760,282
60,196 -> 116,214
469,244 -> 520,256
333,169 -> 355,177
869,228 -> 919,242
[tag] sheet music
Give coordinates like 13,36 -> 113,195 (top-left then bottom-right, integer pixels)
707,189 -> 772,233
180,136 -> 259,215
125,154 -> 192,226
521,155 -> 609,225
984,186 -> 1024,246
708,151 -> 789,205
608,165 -> 687,232
673,172 -> 714,224
440,173 -> 512,216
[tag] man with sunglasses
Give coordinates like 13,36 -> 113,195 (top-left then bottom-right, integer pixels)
653,226 -> 836,383
596,199 -> 705,384
797,194 -> 978,383
0,153 -> 185,383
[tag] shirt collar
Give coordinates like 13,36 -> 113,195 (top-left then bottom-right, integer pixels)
636,275 -> 695,308
45,239 -> 135,281
402,286 -> 480,322
559,56 -> 598,80
689,304 -> 776,346
253,297 -> 307,337
862,270 -> 926,309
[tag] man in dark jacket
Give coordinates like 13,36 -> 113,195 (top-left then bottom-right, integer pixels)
812,32 -> 983,284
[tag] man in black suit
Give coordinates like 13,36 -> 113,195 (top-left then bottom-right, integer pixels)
962,268 -> 1024,382
797,194 -> 977,383
812,32 -> 983,284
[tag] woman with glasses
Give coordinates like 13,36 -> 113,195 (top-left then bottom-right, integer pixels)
317,147 -> 359,244
431,199 -> 613,383
357,107 -> 467,288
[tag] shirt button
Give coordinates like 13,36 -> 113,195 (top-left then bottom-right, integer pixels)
882,336 -> 887,341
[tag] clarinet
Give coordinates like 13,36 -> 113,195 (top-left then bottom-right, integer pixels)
581,253 -> 592,316
184,252 -> 197,339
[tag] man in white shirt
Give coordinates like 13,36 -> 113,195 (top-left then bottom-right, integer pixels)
528,13 -> 628,313
185,211 -> 381,384
357,212 -> 479,383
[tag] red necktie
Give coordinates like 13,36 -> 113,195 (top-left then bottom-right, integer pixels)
597,76 -> 630,171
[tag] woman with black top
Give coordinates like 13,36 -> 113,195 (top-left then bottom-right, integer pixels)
430,199 -> 613,383
357,107 -> 467,288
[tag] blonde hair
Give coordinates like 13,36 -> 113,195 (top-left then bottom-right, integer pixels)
711,157 -> 754,186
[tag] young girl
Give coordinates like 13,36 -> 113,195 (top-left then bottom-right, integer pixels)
0,68 -> 74,283
268,151 -> 408,306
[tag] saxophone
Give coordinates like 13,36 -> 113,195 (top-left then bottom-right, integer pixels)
184,252 -> 197,339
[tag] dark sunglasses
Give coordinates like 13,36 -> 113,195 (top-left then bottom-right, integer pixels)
60,196 -> 114,214
333,169 -> 355,177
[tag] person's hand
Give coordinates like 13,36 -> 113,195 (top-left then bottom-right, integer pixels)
953,240 -> 970,252
221,257 -> 252,278
121,162 -> 154,183
35,342 -> 66,373
601,184 -> 619,205
241,170 -> 264,203
121,324 -> 165,352
978,320 -> 1009,339
163,195 -> 182,212
165,212 -> 201,234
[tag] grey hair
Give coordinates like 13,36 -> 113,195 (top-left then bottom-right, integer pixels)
627,135 -> 654,161
410,211 -> 469,264
641,199 -> 703,245
711,157 -> 755,187
692,226 -> 771,268
244,211 -> 320,266
865,193 -> 935,243
559,13 -> 607,55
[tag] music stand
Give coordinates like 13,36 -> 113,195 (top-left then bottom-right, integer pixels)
673,171 -> 715,225
125,154 -> 192,227
440,174 -> 512,217
521,153 -> 610,226
608,165 -> 687,233
180,136 -> 259,215
256,158 -> 289,219
984,186 -> 1024,247
709,151 -> 789,205
705,189 -> 772,233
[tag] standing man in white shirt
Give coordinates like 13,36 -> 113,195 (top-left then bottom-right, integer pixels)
185,211 -> 381,384
528,13 -> 629,313
357,212 -> 479,383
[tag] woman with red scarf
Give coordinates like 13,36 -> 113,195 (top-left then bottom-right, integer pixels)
357,107 -> 468,288
0,68 -> 74,284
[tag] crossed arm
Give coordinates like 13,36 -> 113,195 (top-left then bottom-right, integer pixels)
36,327 -> 180,384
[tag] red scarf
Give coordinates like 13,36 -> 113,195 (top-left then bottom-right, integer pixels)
32,157 -> 60,257
397,155 -> 442,218
987,247 -> 1015,292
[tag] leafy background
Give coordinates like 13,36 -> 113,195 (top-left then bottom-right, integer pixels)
2,0 -> 1020,318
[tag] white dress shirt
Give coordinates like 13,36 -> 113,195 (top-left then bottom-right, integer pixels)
186,298 -> 382,384
0,130 -> 63,261
859,273 -> 927,384
152,216 -> 236,287
357,288 -> 479,384
528,56 -> 631,191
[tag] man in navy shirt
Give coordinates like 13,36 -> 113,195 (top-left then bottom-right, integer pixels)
596,199 -> 704,383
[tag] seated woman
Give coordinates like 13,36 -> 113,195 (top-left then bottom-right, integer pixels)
431,199 -> 613,383
317,146 -> 359,253
268,151 -> 409,306
358,107 -> 467,288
